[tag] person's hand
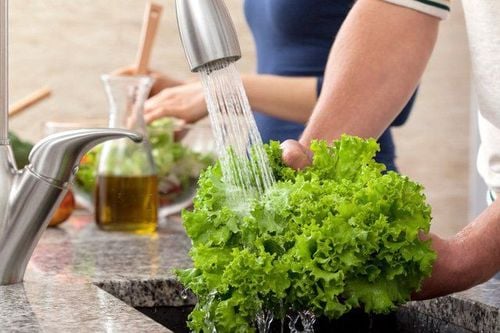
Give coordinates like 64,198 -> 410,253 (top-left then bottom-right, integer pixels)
412,232 -> 482,300
412,233 -> 460,300
280,139 -> 313,170
111,66 -> 184,96
144,82 -> 207,124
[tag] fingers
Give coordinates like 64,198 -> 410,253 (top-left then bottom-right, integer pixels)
418,230 -> 432,242
144,83 -> 208,124
144,107 -> 166,124
281,139 -> 313,170
144,92 -> 164,112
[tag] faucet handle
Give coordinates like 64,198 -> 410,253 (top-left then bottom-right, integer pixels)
28,129 -> 142,186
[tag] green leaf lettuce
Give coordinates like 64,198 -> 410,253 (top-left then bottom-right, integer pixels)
178,135 -> 436,332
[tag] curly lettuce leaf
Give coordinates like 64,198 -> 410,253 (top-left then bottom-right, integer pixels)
178,135 -> 435,332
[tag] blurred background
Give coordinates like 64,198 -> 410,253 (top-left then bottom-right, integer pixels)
9,1 -> 475,236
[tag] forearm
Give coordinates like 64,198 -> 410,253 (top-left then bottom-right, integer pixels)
242,74 -> 317,124
414,201 -> 500,300
300,0 -> 439,146
454,200 -> 500,285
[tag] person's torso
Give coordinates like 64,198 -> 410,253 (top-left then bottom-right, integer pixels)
244,0 -> 353,76
242,0 -> 403,171
244,0 -> 353,142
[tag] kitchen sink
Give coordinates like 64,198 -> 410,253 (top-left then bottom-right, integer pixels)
135,305 -> 194,333
134,305 -> 472,333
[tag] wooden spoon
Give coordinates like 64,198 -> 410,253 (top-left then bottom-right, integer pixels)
135,2 -> 163,75
9,87 -> 51,117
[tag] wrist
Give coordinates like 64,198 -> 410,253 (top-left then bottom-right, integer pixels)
413,235 -> 472,300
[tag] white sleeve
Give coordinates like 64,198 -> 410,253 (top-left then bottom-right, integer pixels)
382,0 -> 450,20
477,111 -> 500,193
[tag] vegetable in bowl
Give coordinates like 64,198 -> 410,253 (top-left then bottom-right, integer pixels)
177,135 -> 436,332
148,118 -> 214,205
74,118 -> 214,207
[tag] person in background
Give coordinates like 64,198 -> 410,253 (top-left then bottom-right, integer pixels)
279,0 -> 500,299
142,0 -> 418,172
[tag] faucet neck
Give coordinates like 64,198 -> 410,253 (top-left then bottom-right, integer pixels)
0,0 -> 9,142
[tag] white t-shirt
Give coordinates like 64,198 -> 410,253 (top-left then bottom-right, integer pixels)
462,1 -> 500,193
383,0 -> 500,192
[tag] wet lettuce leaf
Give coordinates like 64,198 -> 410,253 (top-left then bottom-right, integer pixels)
178,135 -> 435,332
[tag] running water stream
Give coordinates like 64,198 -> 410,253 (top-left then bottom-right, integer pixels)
199,60 -> 275,205
198,60 -> 320,332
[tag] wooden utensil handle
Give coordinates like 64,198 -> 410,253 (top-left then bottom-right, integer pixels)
135,2 -> 163,75
9,87 -> 52,117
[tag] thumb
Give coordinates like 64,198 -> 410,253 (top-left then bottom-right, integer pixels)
281,140 -> 313,170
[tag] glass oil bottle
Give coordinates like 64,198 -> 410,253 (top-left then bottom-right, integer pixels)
95,75 -> 158,233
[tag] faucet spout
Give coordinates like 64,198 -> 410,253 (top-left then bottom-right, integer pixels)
29,129 -> 142,186
0,129 -> 142,285
175,0 -> 241,72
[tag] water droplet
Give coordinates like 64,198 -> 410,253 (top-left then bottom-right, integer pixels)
202,291 -> 218,332
180,288 -> 189,300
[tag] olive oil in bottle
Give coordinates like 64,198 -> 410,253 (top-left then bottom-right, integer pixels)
96,75 -> 158,233
95,175 -> 158,234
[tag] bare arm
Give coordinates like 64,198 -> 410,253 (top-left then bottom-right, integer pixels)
242,74 -> 316,124
300,0 -> 439,146
281,0 -> 500,299
143,74 -> 316,124
414,200 -> 500,300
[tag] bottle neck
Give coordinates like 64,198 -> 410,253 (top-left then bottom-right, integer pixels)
102,75 -> 153,135
108,103 -> 147,136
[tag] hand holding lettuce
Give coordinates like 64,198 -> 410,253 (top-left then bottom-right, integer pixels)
177,135 -> 435,332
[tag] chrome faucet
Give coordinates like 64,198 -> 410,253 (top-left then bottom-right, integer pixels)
0,0 -> 142,285
175,0 -> 241,72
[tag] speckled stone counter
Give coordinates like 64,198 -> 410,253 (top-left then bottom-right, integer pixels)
0,213 -> 498,332
0,213 -> 194,333
400,278 -> 499,332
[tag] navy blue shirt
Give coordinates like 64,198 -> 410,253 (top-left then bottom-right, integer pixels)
244,0 -> 415,171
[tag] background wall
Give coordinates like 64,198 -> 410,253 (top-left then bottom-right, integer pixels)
9,0 -> 256,139
9,1 -> 471,236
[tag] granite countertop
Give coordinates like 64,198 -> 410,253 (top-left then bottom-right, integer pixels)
0,213 -> 193,333
0,212 -> 498,332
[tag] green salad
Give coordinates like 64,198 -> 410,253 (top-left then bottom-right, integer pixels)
8,131 -> 33,168
74,118 -> 214,203
177,135 -> 436,332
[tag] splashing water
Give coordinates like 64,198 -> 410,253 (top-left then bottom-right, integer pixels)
202,291 -> 218,333
256,309 -> 274,333
288,311 -> 316,333
199,60 -> 275,204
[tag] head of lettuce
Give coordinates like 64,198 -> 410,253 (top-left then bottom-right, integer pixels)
177,135 -> 436,332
